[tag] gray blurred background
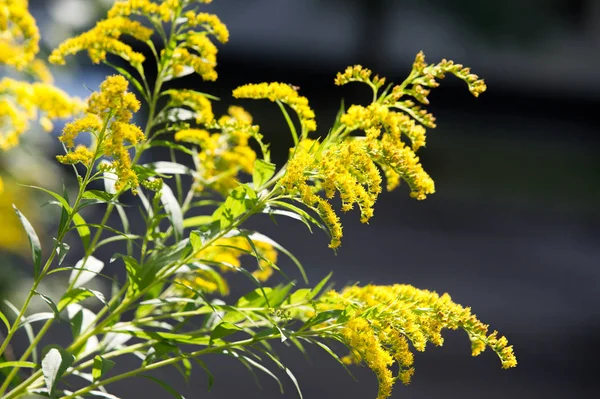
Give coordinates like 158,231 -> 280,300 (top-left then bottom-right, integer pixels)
3,0 -> 600,398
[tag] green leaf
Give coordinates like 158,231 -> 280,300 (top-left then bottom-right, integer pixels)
242,356 -> 284,394
183,215 -> 214,228
13,206 -> 42,278
34,291 -> 60,320
0,310 -> 10,331
53,239 -> 70,266
102,164 -> 118,195
269,200 -> 329,235
0,361 -> 37,369
41,346 -> 74,396
210,322 -> 242,344
57,288 -> 94,311
69,256 -> 105,288
275,100 -> 299,145
4,299 -> 38,363
23,185 -> 90,248
212,185 -> 257,229
191,358 -> 214,391
160,184 -> 183,240
140,375 -> 185,399
236,287 -> 273,308
302,310 -> 342,330
288,288 -> 311,305
310,272 -> 332,299
81,190 -> 117,204
109,329 -> 210,346
285,367 -> 303,399
252,159 -> 276,190
144,162 -> 193,176
148,140 -> 194,156
72,212 -> 91,249
189,230 -> 202,253
309,339 -> 356,379
24,185 -> 71,211
92,356 -> 115,381
19,312 -> 54,328
247,231 -> 308,284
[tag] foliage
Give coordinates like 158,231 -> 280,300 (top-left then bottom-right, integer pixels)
0,1 -> 516,398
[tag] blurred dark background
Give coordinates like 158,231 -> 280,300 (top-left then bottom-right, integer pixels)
3,0 -> 600,398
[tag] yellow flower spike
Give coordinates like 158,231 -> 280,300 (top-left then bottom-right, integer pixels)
107,0 -> 162,19
0,0 -> 40,70
58,114 -> 103,148
233,82 -> 317,133
55,75 -> 143,192
172,48 -> 218,81
49,16 -> 152,67
186,12 -> 229,43
317,284 -> 516,399
27,59 -> 53,84
175,107 -> 259,196
56,145 -> 94,166
227,106 -> 252,125
0,77 -> 82,149
174,128 -> 211,145
169,89 -> 215,124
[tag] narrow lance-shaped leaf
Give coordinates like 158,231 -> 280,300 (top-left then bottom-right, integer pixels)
160,183 -> 183,240
13,205 -> 42,278
69,256 -> 104,288
34,291 -> 60,320
41,346 -> 74,397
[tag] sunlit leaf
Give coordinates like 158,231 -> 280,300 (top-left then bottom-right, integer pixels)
92,356 -> 115,381
160,183 -> 183,240
13,205 -> 42,278
140,375 -> 186,399
41,346 -> 74,396
210,322 -> 242,344
252,159 -> 276,190
212,185 -> 257,229
69,256 -> 104,288
34,291 -> 60,320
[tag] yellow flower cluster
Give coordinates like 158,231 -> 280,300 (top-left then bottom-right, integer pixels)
175,106 -> 258,196
0,0 -> 39,70
0,78 -> 83,150
233,83 -> 317,133
403,51 -> 487,102
49,16 -> 153,66
167,11 -> 227,81
334,65 -> 386,90
168,90 -> 214,124
108,0 -> 170,22
338,103 -> 434,199
179,236 -> 278,295
57,75 -> 144,192
184,11 -> 229,44
171,46 -> 218,82
318,284 -> 516,399
280,138 -> 382,248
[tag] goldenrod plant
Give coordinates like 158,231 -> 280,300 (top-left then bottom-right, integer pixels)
0,1 -> 516,398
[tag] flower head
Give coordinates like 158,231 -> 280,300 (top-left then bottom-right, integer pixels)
233,82 -> 317,133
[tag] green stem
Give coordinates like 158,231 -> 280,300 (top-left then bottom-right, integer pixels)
0,140 -> 100,394
60,333 -> 283,399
